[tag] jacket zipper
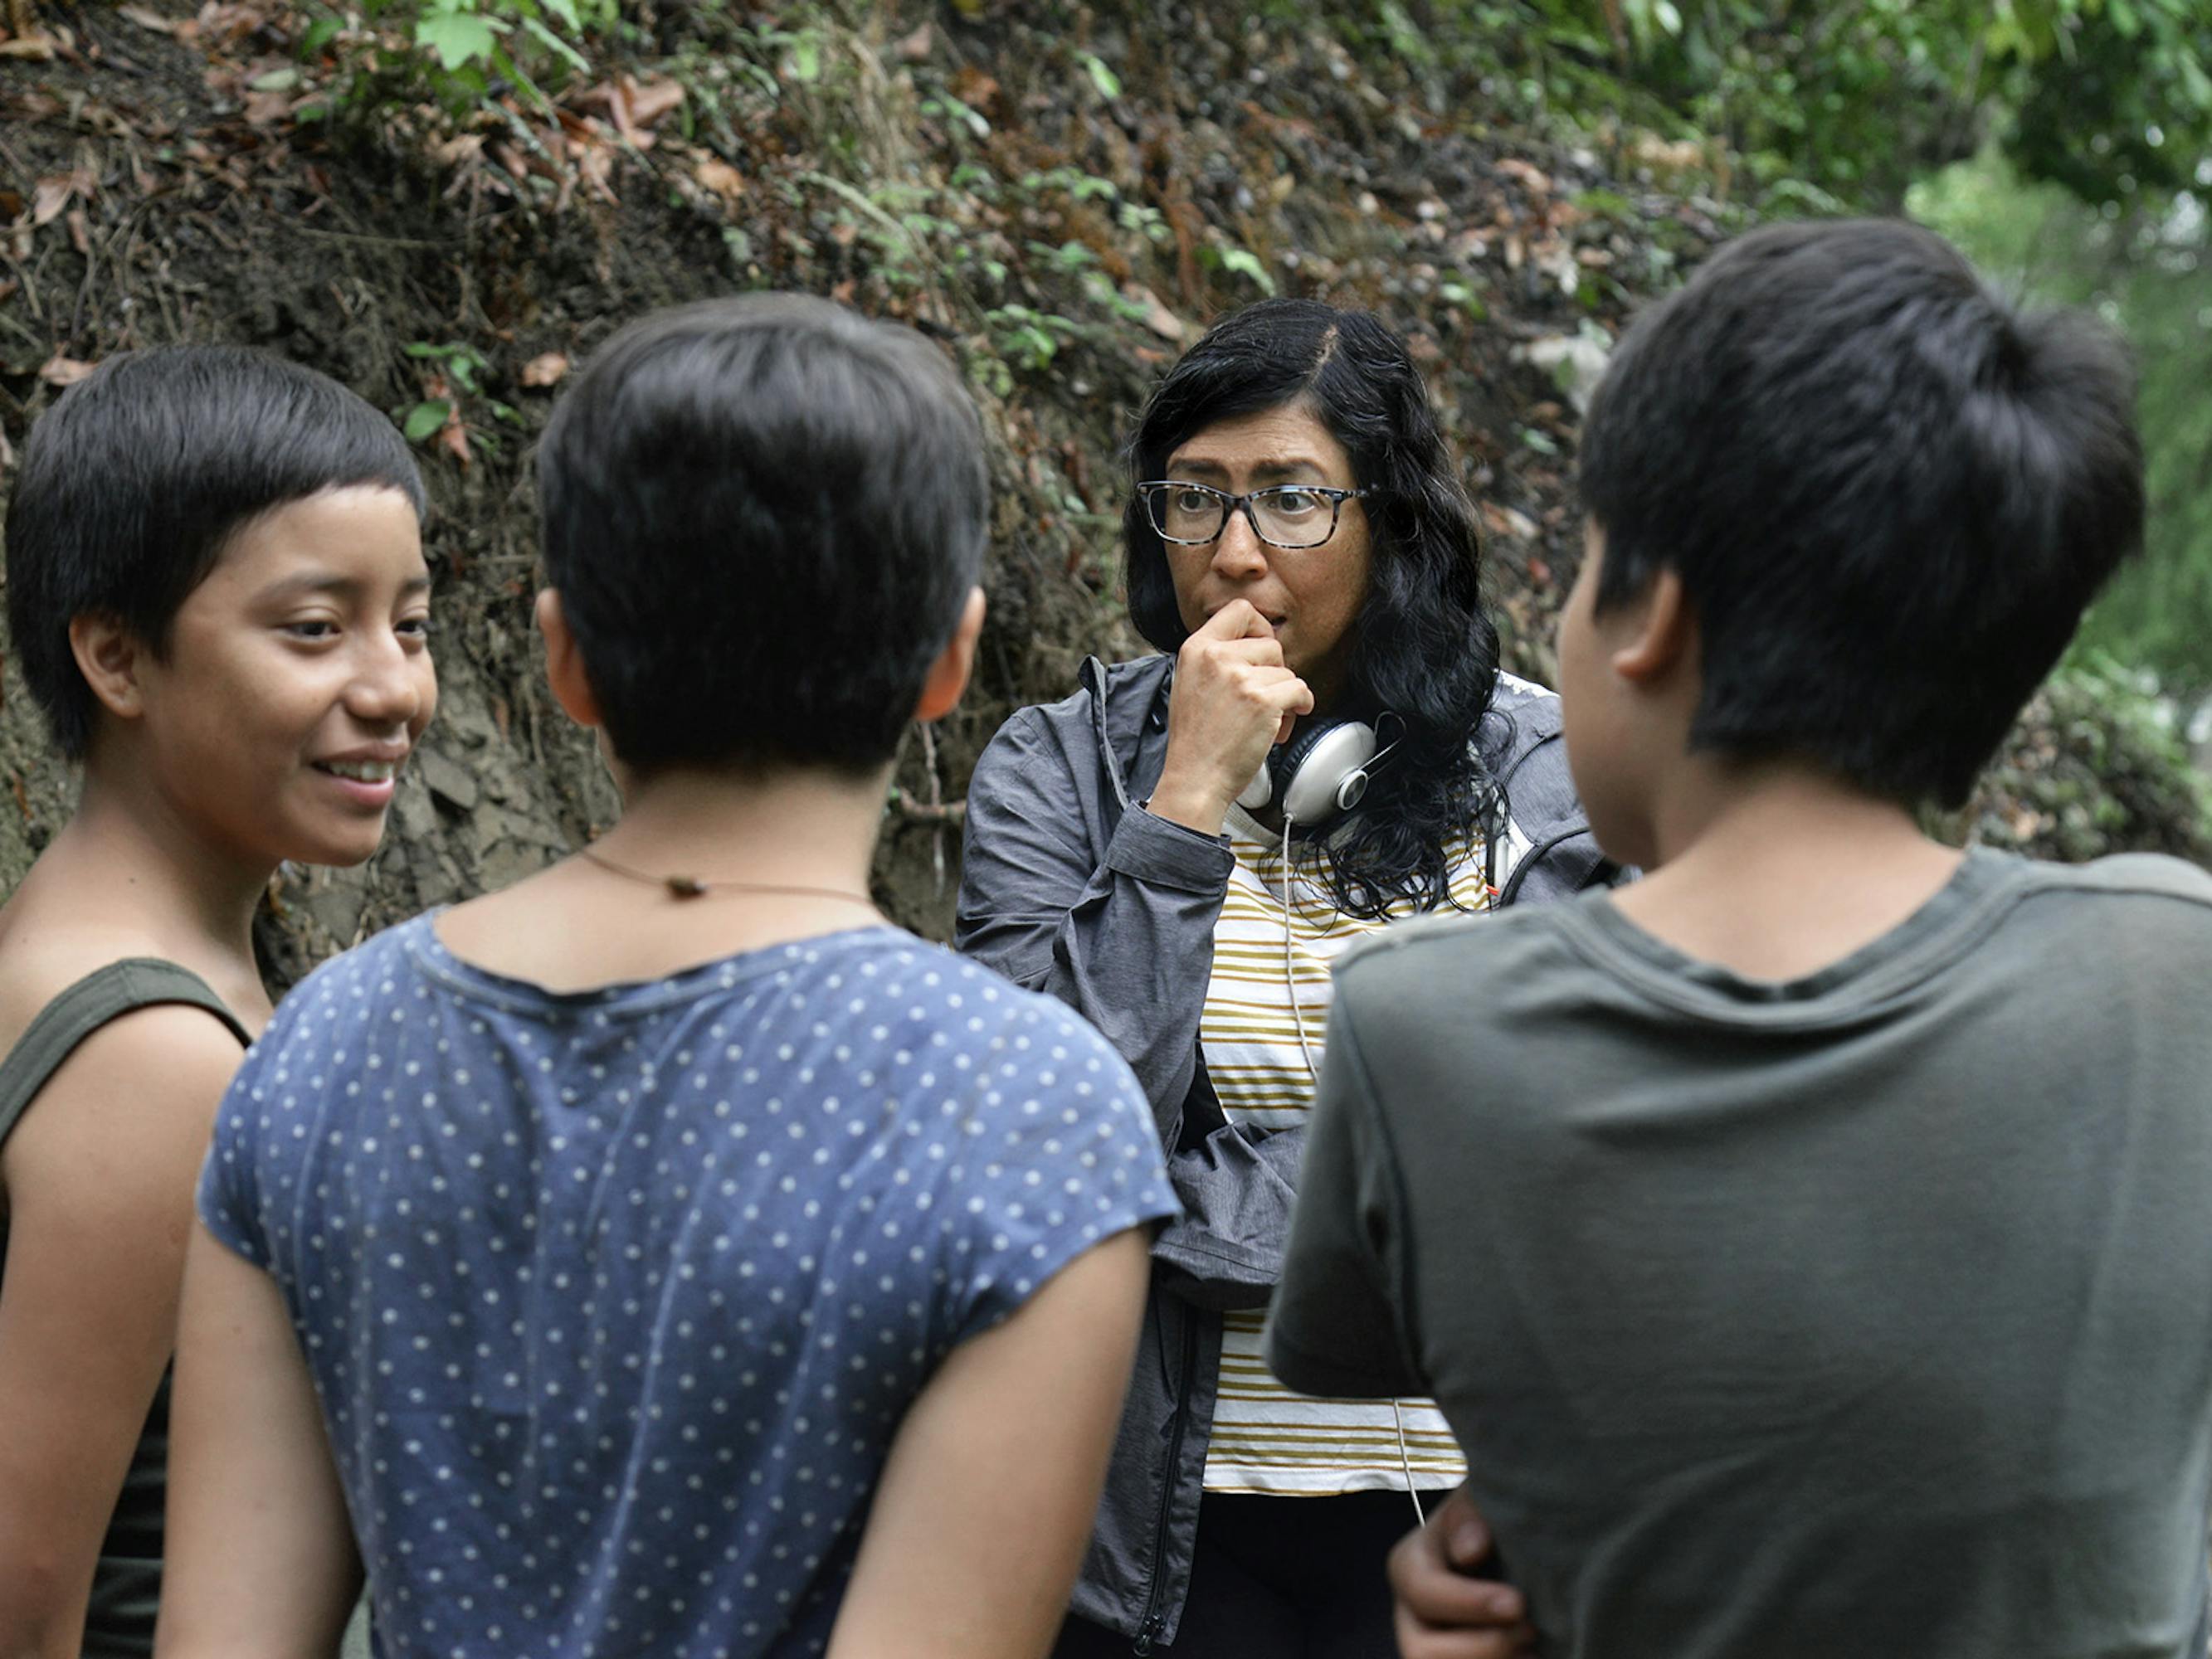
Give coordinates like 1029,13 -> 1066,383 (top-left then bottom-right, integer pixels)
1131,1318 -> 1200,1654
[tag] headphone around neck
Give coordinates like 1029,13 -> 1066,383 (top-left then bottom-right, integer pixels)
1235,715 -> 1401,828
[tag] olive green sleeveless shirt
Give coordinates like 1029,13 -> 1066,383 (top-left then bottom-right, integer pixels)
0,959 -> 249,1658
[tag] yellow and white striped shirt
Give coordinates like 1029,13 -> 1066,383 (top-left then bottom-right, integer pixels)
1201,801 -> 1493,1496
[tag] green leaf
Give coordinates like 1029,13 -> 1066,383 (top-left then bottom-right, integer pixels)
490,43 -> 553,113
1080,51 -> 1122,100
521,16 -> 588,72
2179,50 -> 2212,112
415,11 -> 498,71
538,0 -> 582,29
300,16 -> 341,53
1216,246 -> 1277,295
787,34 -> 821,83
402,401 -> 451,443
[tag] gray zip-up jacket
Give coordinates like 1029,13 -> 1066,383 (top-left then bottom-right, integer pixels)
955,653 -> 1612,1651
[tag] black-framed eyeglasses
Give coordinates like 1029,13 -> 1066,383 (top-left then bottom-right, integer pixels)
1135,479 -> 1370,551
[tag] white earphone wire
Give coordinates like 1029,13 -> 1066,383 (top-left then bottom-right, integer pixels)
1282,814 -> 1321,1080
1280,812 -> 1425,1527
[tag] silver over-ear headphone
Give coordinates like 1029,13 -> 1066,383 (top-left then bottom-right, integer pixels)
1235,715 -> 1402,827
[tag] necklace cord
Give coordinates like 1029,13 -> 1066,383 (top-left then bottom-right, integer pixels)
575,844 -> 876,908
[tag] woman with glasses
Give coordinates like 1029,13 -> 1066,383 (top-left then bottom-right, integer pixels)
957,298 -> 1611,1657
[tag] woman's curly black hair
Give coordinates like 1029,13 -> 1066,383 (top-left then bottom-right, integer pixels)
1123,298 -> 1504,920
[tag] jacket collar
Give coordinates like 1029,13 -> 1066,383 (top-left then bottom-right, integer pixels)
1079,654 -> 1176,816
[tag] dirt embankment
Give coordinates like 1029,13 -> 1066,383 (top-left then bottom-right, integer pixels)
0,1 -> 2200,987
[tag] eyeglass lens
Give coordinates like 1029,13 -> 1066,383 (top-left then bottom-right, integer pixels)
1149,485 -> 1342,549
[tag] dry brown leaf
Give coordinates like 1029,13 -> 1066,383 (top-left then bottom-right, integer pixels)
194,2 -> 270,46
575,141 -> 615,203
33,161 -> 98,228
431,134 -> 485,168
118,4 -> 180,33
626,76 -> 684,129
952,66 -> 1000,113
519,351 -> 569,389
1479,501 -> 1540,542
895,21 -> 933,61
39,353 -> 96,387
1123,284 -> 1185,343
32,176 -> 76,226
436,422 -> 471,465
0,32 -> 60,60
65,207 -> 90,255
694,155 -> 745,202
578,75 -> 683,149
1495,157 -> 1552,196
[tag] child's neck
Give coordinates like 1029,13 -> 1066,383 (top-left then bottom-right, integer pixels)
436,762 -> 889,994
1609,760 -> 1964,985
0,765 -> 278,1019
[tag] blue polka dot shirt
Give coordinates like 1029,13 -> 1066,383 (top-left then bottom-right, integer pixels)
198,917 -> 1178,1658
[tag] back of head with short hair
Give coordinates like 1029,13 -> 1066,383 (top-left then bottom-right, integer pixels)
534,294 -> 991,778
1578,217 -> 2144,809
5,346 -> 427,761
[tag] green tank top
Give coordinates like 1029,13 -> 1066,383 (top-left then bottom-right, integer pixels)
0,959 -> 250,1659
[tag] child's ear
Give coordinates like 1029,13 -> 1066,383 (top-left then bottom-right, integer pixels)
914,587 -> 987,723
68,612 -> 149,727
535,588 -> 606,729
1610,567 -> 1696,686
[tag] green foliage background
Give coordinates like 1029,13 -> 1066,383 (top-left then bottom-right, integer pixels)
7,0 -> 2202,916
1914,157 -> 2212,694
1351,0 -> 2212,697
1415,0 -> 2212,212
300,0 -> 2212,830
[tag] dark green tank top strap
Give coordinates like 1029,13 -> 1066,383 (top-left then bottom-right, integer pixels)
0,957 -> 251,1141
0,956 -> 250,1659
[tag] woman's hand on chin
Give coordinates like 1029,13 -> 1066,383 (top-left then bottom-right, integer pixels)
1147,600 -> 1313,837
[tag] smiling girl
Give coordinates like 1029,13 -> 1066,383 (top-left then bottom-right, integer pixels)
0,348 -> 435,1658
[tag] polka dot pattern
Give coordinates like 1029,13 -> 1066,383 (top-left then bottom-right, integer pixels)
198,917 -> 1177,1658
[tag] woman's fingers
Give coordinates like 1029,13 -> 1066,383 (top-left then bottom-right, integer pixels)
1151,605 -> 1313,831
1196,597 -> 1277,641
1191,639 -> 1287,674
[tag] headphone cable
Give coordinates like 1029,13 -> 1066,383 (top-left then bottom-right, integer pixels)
1279,813 -> 1425,1526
